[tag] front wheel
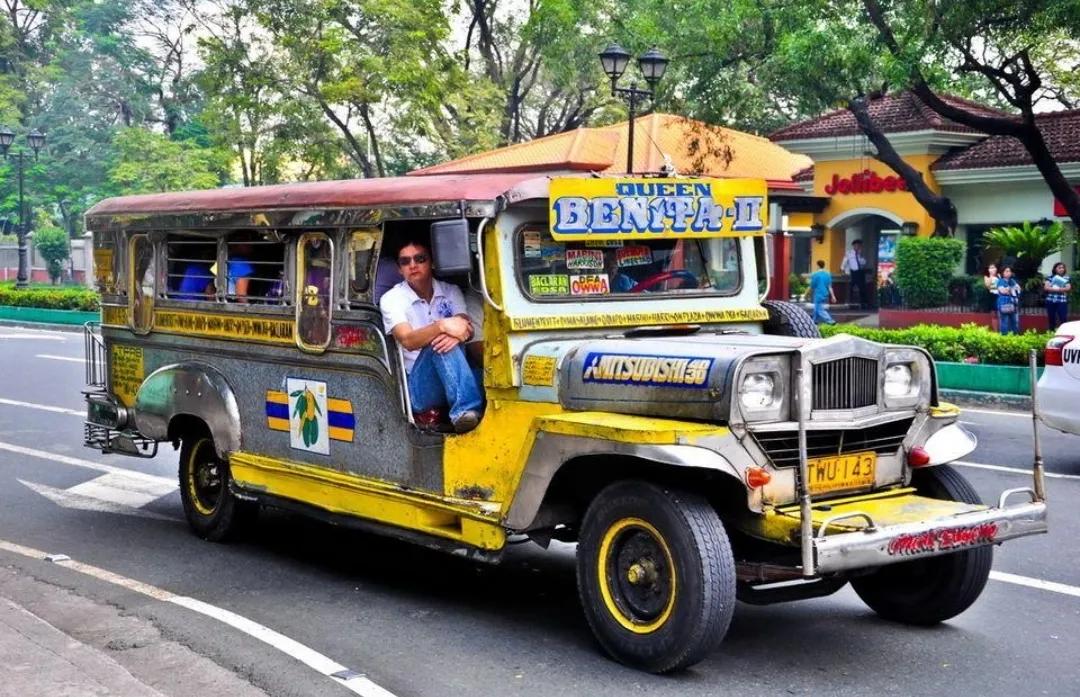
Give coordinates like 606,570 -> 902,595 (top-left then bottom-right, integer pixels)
851,465 -> 992,625
576,480 -> 736,673
179,432 -> 254,542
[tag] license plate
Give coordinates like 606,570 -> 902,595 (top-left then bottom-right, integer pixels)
807,452 -> 876,494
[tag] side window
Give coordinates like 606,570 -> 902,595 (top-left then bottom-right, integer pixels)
224,232 -> 287,304
164,233 -> 217,302
130,234 -> 155,333
297,232 -> 333,350
347,229 -> 378,305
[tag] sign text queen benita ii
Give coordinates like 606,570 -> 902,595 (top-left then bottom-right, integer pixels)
550,179 -> 766,236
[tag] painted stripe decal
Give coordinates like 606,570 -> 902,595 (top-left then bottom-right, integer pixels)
265,390 -> 354,442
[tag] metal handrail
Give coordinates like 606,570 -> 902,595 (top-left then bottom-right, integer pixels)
1030,349 -> 1047,502
816,511 -> 878,537
474,217 -> 503,312
83,321 -> 106,388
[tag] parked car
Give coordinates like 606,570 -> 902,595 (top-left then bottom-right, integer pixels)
1036,320 -> 1080,435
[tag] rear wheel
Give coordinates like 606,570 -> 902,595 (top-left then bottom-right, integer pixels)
576,480 -> 736,673
762,300 -> 820,338
851,465 -> 992,625
179,432 -> 254,541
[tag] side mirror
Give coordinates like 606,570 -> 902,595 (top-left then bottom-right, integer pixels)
430,219 -> 472,275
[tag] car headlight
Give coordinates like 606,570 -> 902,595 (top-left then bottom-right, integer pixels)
884,363 -> 913,398
740,373 -> 777,409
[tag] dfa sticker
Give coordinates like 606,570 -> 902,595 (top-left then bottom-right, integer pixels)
616,245 -> 652,267
570,274 -> 610,296
565,249 -> 604,270
529,274 -> 570,296
286,378 -> 330,455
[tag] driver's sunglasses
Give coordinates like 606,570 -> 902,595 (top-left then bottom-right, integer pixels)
397,253 -> 429,267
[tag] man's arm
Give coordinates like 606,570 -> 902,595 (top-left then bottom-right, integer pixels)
390,316 -> 471,351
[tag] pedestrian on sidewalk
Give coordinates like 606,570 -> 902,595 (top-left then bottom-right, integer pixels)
983,263 -> 1000,331
840,239 -> 869,309
996,265 -> 1021,335
1044,262 -> 1071,332
809,260 -> 837,325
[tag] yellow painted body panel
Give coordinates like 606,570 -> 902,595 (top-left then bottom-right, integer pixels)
745,488 -> 987,545
533,411 -> 729,444
230,452 -> 506,550
931,402 -> 960,418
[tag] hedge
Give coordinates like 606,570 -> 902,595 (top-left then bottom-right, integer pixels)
0,285 -> 100,311
893,236 -> 965,308
820,322 -> 1048,366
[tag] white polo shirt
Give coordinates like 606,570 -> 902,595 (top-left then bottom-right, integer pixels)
380,278 -> 468,372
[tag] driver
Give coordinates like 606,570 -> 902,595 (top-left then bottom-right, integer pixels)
379,237 -> 483,433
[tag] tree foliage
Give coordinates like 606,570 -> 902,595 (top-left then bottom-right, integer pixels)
32,224 -> 70,284
893,236 -> 965,308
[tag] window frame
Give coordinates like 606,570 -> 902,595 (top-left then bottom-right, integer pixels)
295,231 -> 335,353
128,233 -> 156,335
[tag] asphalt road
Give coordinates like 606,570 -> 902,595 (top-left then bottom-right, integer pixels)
1,324 -> 1078,697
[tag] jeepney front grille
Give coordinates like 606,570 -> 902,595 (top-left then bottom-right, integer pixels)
751,418 -> 913,469
812,357 -> 878,411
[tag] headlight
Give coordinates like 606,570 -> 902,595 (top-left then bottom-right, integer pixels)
740,373 -> 777,409
884,363 -> 914,398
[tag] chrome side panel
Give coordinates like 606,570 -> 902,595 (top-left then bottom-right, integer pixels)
134,362 -> 241,458
503,432 -> 746,531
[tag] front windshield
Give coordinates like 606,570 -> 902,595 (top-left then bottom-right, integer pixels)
517,225 -> 741,300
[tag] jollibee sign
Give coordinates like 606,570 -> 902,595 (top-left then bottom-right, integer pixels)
824,169 -> 908,195
549,177 -> 767,240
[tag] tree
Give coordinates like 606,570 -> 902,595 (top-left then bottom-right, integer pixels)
108,128 -> 223,194
859,0 -> 1080,227
32,224 -> 69,284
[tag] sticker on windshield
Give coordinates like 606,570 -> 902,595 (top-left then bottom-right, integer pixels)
566,249 -> 604,270
529,274 -> 570,296
523,230 -> 542,258
581,353 -> 713,388
616,245 -> 652,267
540,241 -> 565,262
570,273 -> 610,296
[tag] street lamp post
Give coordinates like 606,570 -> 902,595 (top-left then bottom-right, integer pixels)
0,126 -> 47,290
598,44 -> 669,174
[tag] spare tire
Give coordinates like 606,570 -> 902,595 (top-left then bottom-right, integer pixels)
761,300 -> 820,338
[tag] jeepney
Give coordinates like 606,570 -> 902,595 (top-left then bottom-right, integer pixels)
82,174 -> 1048,673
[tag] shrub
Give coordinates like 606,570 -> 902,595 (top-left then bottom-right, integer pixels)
982,220 -> 1065,282
0,285 -> 100,311
893,237 -> 965,308
819,322 -> 1049,366
788,272 -> 808,299
32,225 -> 71,284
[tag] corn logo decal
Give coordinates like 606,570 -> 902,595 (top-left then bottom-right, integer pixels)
292,386 -> 321,446
280,378 -> 331,455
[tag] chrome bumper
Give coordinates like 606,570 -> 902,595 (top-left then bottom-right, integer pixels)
814,489 -> 1047,574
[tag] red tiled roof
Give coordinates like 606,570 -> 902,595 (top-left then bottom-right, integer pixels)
769,91 -> 1009,142
793,165 -> 814,182
932,109 -> 1080,170
411,113 -> 811,183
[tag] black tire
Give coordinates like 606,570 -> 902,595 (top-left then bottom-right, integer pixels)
761,300 -> 820,338
576,480 -> 736,673
851,465 -> 992,625
179,431 -> 255,542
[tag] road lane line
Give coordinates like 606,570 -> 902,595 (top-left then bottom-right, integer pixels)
991,571 -> 1080,599
952,460 -> 1080,481
0,397 -> 83,416
0,539 -> 399,697
0,332 -> 67,340
35,353 -> 84,363
958,407 -> 1028,417
0,440 -> 148,476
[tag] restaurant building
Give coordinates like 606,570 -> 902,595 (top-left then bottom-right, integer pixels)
769,91 -> 1080,306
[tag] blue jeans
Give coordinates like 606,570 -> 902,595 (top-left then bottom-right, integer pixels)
1047,302 -> 1068,332
999,310 -> 1019,335
408,346 -> 483,421
813,298 -> 835,324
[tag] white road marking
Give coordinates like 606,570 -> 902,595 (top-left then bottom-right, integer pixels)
66,471 -> 177,507
18,479 -> 174,520
960,406 -> 1030,417
0,397 -> 83,417
35,353 -> 83,363
0,539 -> 399,697
991,571 -> 1080,599
0,332 -> 67,340
0,440 -> 144,476
952,460 -> 1080,481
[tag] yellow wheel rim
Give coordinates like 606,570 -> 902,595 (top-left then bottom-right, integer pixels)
597,517 -> 677,634
186,438 -> 219,517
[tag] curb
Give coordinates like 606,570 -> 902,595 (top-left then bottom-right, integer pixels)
0,305 -> 98,326
940,388 -> 1030,412
0,319 -> 84,333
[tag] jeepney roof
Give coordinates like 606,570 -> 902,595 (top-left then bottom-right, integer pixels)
84,173 -> 552,230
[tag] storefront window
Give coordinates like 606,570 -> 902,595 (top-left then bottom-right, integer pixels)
516,226 -> 740,301
296,233 -> 333,350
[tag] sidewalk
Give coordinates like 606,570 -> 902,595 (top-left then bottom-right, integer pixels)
0,563 -> 268,697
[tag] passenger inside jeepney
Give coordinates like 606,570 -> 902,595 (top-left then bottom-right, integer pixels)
377,233 -> 484,433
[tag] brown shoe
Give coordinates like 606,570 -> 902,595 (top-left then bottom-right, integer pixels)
452,410 -> 480,433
